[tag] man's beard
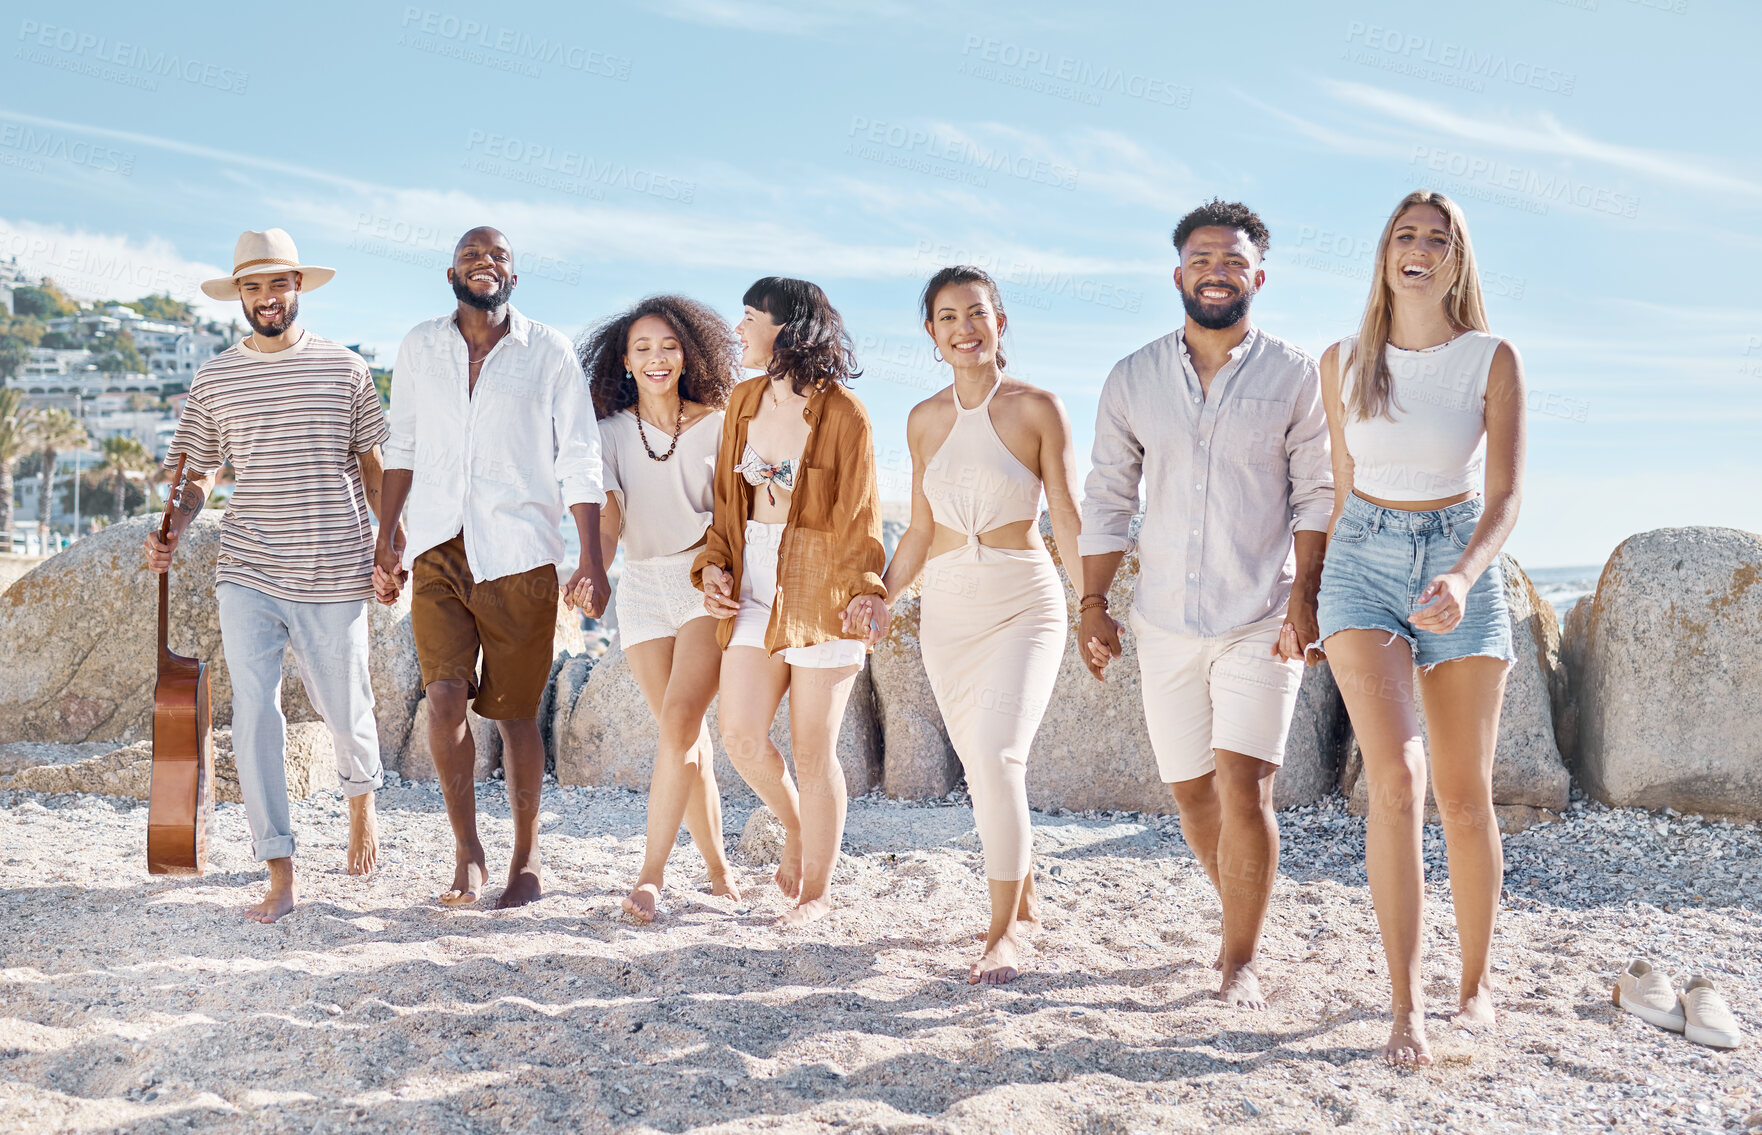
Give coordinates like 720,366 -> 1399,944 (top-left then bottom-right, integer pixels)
1181,281 -> 1254,331
452,273 -> 514,312
243,295 -> 298,338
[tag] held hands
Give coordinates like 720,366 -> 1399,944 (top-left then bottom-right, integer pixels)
842,594 -> 891,647
700,564 -> 740,619
371,529 -> 408,606
142,530 -> 178,575
1412,571 -> 1470,634
564,561 -> 611,619
1081,606 -> 1124,681
1274,598 -> 1325,665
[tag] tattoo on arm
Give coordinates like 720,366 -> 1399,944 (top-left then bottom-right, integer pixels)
175,484 -> 206,518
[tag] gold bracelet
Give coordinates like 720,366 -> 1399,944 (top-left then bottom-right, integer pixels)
1079,593 -> 1110,613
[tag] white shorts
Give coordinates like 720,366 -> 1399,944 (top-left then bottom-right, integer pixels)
729,520 -> 866,670
616,550 -> 712,649
1131,608 -> 1304,784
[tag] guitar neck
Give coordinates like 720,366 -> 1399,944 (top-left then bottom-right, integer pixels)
158,453 -> 188,666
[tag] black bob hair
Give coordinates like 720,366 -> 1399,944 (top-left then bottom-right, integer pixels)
742,276 -> 861,395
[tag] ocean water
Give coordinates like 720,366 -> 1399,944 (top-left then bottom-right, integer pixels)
1524,564 -> 1600,620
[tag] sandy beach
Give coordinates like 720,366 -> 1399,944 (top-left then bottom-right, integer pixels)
1,778 -> 1758,1134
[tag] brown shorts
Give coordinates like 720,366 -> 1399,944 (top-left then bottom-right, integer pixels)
411,534 -> 558,720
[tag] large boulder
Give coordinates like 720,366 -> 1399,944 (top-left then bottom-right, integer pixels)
0,516 -> 582,766
1338,555 -> 1571,831
553,641 -> 882,799
1566,528 -> 1762,818
9,721 -> 338,802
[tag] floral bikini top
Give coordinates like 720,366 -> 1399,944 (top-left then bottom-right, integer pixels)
735,442 -> 798,506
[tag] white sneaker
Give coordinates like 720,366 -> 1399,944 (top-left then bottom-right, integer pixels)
1614,959 -> 1685,1032
1681,976 -> 1743,1049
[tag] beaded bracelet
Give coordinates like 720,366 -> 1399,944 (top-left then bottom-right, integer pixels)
1078,593 -> 1110,613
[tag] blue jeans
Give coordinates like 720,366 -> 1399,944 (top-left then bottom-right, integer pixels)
217,583 -> 384,861
1317,494 -> 1513,668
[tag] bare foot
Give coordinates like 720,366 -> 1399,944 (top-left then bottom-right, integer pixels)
774,896 -> 832,928
1016,892 -> 1042,932
774,832 -> 803,900
346,793 -> 379,876
439,842 -> 487,907
1384,1008 -> 1434,1066
496,859 -> 543,909
1218,960 -> 1267,1010
707,872 -> 743,902
246,859 -> 296,924
970,933 -> 1021,985
623,882 -> 660,922
1452,982 -> 1497,1032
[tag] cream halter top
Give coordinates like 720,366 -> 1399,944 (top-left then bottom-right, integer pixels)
922,380 -> 1043,554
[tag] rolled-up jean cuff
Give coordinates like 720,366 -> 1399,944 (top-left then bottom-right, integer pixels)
252,835 -> 297,863
338,771 -> 383,797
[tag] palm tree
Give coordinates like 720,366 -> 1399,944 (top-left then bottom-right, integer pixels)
29,408 -> 86,549
0,388 -> 32,550
95,435 -> 156,522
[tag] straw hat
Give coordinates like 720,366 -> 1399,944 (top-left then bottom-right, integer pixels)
200,228 -> 335,299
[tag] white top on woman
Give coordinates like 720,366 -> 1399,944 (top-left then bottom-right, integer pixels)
600,407 -> 724,560
1338,329 -> 1501,502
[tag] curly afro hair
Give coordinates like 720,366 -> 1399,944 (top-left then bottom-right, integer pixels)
742,276 -> 861,395
578,294 -> 740,419
1171,198 -> 1271,258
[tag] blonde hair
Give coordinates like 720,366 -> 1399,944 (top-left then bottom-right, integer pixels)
1347,190 -> 1489,421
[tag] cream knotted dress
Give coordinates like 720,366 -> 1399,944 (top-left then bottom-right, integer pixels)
918,382 -> 1067,881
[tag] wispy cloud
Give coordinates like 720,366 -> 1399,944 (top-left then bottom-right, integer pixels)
1321,80 -> 1761,199
0,216 -> 234,320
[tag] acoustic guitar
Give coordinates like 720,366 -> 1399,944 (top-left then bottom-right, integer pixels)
147,454 -> 214,875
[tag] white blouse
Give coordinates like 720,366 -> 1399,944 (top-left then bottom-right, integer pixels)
601,406 -> 724,561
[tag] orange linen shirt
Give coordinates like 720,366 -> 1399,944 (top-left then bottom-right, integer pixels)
692,375 -> 886,655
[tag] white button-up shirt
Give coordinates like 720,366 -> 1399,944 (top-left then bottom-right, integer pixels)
385,306 -> 605,582
1079,325 -> 1332,637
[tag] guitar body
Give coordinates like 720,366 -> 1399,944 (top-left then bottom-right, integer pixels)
147,646 -> 213,875
147,454 -> 215,876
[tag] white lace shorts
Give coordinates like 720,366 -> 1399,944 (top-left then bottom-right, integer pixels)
728,520 -> 867,670
616,551 -> 712,649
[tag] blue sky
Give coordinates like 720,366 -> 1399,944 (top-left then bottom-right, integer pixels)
3,0 -> 1758,569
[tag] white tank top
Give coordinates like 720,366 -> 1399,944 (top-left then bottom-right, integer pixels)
922,380 -> 1043,540
1339,330 -> 1500,501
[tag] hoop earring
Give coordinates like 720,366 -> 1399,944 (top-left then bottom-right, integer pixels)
933,347 -> 945,363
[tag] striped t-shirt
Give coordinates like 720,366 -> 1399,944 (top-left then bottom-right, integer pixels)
167,331 -> 389,602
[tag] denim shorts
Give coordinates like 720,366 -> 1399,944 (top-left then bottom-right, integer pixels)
1317,494 -> 1513,668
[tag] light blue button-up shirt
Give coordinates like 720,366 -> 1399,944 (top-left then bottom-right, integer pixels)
1078,325 -> 1332,637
